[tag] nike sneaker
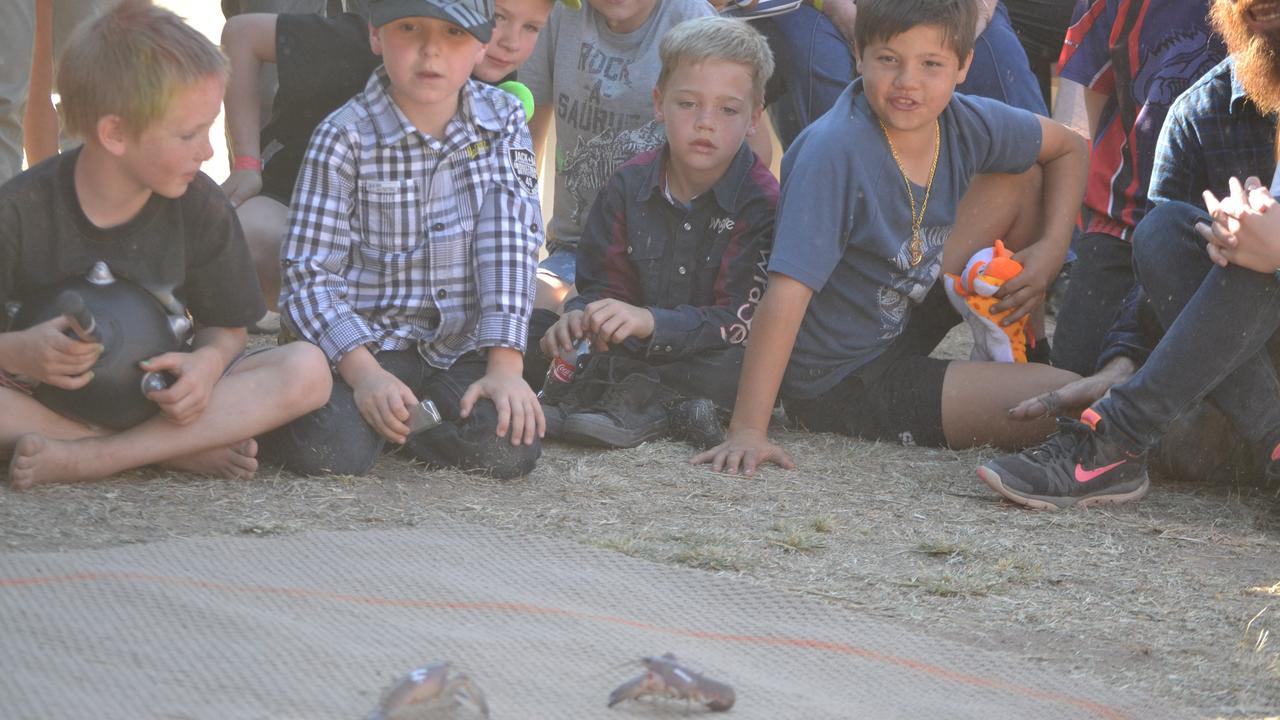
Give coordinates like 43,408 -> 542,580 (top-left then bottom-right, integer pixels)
977,408 -> 1150,510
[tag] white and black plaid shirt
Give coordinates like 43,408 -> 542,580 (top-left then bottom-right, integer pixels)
281,67 -> 543,368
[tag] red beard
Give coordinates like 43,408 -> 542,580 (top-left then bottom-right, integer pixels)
1212,0 -> 1280,114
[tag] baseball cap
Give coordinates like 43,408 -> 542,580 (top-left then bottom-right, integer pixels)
370,0 -> 496,43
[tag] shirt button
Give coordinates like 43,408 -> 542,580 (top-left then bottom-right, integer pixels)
682,222 -> 692,231
677,266 -> 687,275
530,223 -> 539,233
665,345 -> 673,352
431,223 -> 445,232
436,289 -> 447,299
626,245 -> 634,254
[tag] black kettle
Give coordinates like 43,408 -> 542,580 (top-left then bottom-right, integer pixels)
13,262 -> 192,430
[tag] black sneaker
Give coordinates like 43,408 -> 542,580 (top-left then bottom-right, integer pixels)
561,372 -> 673,448
977,408 -> 1150,510
667,398 -> 724,450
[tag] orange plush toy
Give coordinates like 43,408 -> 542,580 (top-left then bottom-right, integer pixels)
943,240 -> 1030,363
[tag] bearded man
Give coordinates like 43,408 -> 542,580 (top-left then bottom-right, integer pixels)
976,0 -> 1280,507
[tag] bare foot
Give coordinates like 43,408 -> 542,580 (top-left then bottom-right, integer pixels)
8,434 -> 102,490
162,439 -> 259,480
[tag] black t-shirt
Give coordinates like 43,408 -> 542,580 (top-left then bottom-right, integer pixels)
0,148 -> 266,329
262,12 -> 516,203
261,12 -> 381,203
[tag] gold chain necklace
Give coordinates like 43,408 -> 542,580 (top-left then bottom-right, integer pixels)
879,118 -> 940,266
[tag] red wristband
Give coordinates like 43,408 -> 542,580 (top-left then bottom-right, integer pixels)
232,155 -> 262,171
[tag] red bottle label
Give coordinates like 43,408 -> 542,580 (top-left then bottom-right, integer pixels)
549,355 -> 577,384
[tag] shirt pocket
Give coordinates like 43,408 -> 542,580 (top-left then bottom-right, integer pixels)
358,179 -> 424,253
626,236 -> 666,304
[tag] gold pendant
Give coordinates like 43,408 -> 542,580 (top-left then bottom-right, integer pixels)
909,232 -> 924,266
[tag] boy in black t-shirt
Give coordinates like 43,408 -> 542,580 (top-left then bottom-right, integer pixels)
0,1 -> 332,490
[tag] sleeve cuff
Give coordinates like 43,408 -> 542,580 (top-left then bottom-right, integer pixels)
645,307 -> 685,358
317,314 -> 379,364
1095,344 -> 1148,374
476,311 -> 529,352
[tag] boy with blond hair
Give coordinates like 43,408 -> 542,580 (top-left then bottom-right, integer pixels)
695,0 -> 1089,475
273,0 -> 546,479
0,0 -> 332,489
520,0 -> 715,315
538,16 -> 777,448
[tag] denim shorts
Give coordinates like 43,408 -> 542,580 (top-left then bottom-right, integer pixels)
537,247 -> 577,285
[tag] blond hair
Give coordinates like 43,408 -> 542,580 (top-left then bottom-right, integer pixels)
657,16 -> 774,103
853,0 -> 978,64
57,0 -> 229,140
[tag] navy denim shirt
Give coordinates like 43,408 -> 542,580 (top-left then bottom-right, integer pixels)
1098,56 -> 1277,370
566,142 -> 777,361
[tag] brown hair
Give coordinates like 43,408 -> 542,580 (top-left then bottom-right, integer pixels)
853,0 -> 978,64
57,0 -> 228,140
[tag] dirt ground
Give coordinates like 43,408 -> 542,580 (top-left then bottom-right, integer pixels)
3,325 -> 1278,718
1,3 -> 1274,717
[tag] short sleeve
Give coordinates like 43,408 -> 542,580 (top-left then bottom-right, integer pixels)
767,131 -> 859,292
181,176 -> 267,328
1058,0 -> 1118,94
962,95 -> 1043,177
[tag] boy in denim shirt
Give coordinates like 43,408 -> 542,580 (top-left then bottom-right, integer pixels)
538,17 -> 777,448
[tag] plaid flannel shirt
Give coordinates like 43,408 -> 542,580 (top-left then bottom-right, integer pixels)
281,67 -> 543,368
1149,56 -> 1276,207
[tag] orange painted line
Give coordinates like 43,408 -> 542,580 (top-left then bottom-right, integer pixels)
2,571 -> 1129,719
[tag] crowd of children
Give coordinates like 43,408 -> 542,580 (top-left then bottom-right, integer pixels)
0,0 -> 1274,514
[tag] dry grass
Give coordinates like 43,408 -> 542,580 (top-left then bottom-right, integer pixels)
2,426 -> 1277,716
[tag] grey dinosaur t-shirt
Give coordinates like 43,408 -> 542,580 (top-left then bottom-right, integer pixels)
769,79 -> 1042,400
520,0 -> 715,251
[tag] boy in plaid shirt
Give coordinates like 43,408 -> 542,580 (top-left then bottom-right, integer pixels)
272,0 -> 545,479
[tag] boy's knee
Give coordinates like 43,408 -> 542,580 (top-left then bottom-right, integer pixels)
406,398 -> 541,479
260,383 -> 381,476
276,342 -> 333,411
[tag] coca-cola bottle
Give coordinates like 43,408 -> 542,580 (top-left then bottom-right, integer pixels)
539,338 -> 589,405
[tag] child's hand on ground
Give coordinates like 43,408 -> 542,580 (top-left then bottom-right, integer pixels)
541,309 -> 588,357
5,317 -> 102,389
583,299 -> 654,350
461,370 -> 544,446
141,348 -> 225,426
1198,176 -> 1280,272
993,240 -> 1066,324
349,366 -> 416,444
1008,356 -> 1135,421
690,427 -> 795,477
220,168 -> 262,208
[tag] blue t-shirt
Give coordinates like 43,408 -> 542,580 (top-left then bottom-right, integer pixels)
770,78 -> 1042,399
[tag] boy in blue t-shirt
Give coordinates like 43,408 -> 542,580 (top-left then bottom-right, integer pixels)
695,0 -> 1089,476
